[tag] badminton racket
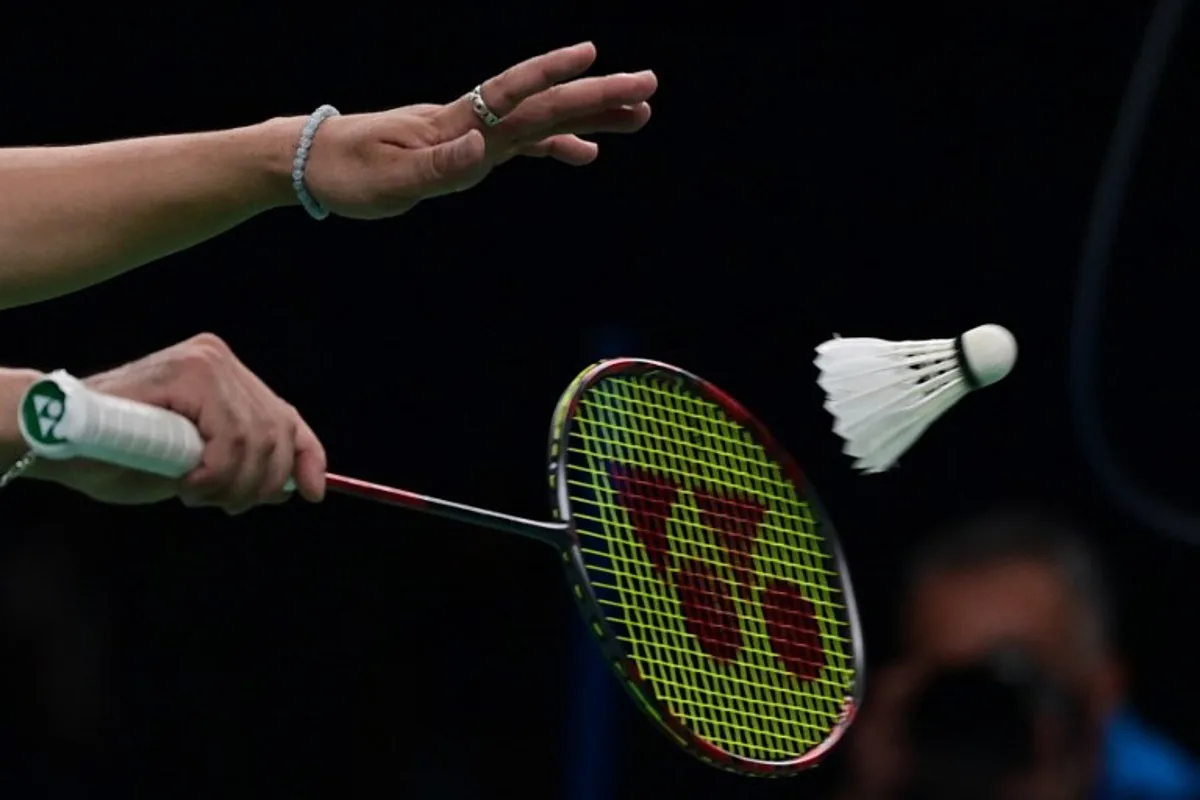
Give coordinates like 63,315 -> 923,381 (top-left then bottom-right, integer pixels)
17,358 -> 864,776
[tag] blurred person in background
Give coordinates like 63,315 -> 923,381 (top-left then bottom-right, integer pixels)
835,509 -> 1200,800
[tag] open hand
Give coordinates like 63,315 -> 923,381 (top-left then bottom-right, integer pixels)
303,42 -> 657,218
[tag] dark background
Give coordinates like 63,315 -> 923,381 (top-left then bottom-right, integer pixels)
2,3 -> 1198,797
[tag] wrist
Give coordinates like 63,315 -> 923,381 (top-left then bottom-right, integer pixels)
238,116 -> 308,212
0,368 -> 41,470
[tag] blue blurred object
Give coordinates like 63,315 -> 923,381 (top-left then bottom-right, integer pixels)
566,626 -> 616,800
1096,708 -> 1200,799
562,326 -> 631,800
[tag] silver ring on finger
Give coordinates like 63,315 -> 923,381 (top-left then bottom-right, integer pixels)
467,84 -> 502,127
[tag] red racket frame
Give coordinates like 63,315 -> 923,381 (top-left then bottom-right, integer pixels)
322,358 -> 864,777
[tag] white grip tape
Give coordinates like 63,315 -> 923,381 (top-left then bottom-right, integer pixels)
18,371 -> 203,478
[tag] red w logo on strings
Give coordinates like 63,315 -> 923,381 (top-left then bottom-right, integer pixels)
610,464 -> 826,680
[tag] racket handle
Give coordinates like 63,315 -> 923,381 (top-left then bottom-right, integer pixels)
18,371 -> 204,478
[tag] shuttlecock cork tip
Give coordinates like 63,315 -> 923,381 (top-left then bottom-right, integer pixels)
957,324 -> 1017,388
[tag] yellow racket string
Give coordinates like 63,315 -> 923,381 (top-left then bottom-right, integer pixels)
567,374 -> 856,762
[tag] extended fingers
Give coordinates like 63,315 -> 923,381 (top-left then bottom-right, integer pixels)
536,102 -> 652,139
439,42 -> 598,133
519,135 -> 599,166
483,41 -> 598,117
516,103 -> 651,165
495,73 -> 657,141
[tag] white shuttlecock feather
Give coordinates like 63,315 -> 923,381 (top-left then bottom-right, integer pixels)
814,324 -> 1017,474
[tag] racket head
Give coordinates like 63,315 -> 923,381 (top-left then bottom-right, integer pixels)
547,358 -> 864,777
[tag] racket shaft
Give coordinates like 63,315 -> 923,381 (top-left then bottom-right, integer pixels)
327,474 -> 568,544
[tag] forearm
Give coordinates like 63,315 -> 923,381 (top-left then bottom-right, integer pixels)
0,367 -> 41,470
0,116 -> 305,309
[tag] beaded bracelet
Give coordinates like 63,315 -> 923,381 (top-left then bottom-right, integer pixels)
292,104 -> 341,220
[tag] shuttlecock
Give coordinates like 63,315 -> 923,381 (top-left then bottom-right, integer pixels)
814,324 -> 1017,474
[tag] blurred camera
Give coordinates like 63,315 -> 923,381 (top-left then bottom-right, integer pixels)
899,645 -> 1086,800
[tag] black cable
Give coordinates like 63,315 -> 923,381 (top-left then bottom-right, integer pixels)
1069,0 -> 1195,543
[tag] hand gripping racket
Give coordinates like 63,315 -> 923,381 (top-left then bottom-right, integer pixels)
17,359 -> 864,776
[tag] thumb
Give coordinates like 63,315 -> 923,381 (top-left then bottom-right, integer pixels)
421,129 -> 488,195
